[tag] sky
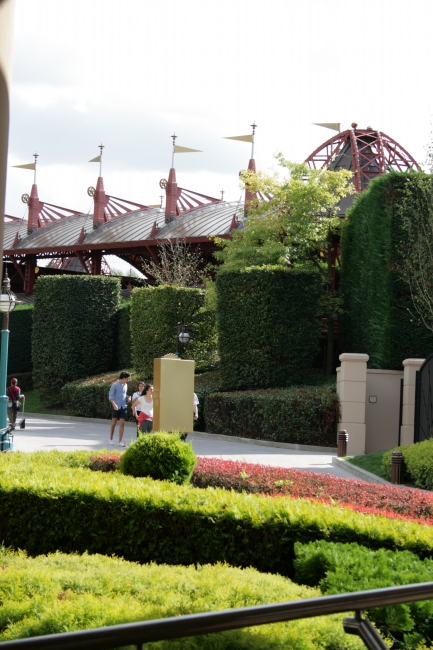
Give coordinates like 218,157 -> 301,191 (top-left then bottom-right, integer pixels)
5,0 -> 433,271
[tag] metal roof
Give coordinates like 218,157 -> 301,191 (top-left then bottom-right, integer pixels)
4,201 -> 244,255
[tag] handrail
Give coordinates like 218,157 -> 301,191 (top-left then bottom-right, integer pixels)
0,582 -> 432,650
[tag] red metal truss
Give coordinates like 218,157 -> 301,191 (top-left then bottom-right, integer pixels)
175,187 -> 221,215
104,195 -> 149,221
4,214 -> 21,222
49,255 -> 113,275
305,125 -> 420,193
36,202 -> 82,226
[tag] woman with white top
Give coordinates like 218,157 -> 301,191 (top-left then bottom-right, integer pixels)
132,384 -> 153,434
132,381 -> 145,423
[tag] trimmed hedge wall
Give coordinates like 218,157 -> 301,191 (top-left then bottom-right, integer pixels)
131,285 -> 217,378
340,172 -> 433,369
32,276 -> 120,404
194,370 -> 221,431
113,301 -> 132,370
8,304 -> 33,374
0,549 -> 361,648
204,386 -> 339,447
2,451 -> 433,580
216,266 -> 321,390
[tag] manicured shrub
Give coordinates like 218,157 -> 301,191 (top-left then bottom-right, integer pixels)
89,452 -> 122,472
113,300 -> 132,370
192,458 -> 433,524
8,304 -> 33,374
383,439 -> 433,490
2,451 -> 433,578
6,372 -> 33,392
32,276 -> 121,403
294,540 -> 433,648
194,370 -> 221,430
216,266 -> 321,390
130,285 -> 217,377
120,432 -> 197,484
340,172 -> 433,369
61,371 -> 140,421
0,548 -> 363,649
204,386 -> 339,447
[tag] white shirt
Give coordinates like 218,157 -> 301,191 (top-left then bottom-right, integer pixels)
132,391 -> 142,412
136,396 -> 153,418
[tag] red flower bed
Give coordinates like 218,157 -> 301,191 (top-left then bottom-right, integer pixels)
89,453 -> 433,524
192,457 -> 433,524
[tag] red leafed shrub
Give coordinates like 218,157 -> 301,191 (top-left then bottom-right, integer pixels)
89,453 -> 122,472
191,457 -> 433,524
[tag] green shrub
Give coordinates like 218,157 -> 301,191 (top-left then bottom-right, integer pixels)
8,305 -> 33,374
0,548 -> 363,649
113,300 -> 132,370
131,285 -> 217,377
32,276 -> 121,404
340,172 -> 433,369
383,439 -> 433,489
194,370 -> 221,430
1,451 -> 433,578
294,540 -> 433,648
204,386 -> 339,447
216,266 -> 321,390
120,432 -> 197,484
6,372 -> 33,392
61,371 -> 139,420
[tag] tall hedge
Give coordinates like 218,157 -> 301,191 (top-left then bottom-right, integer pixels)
216,266 -> 321,390
340,172 -> 433,369
131,285 -> 217,378
8,304 -> 33,373
32,275 -> 120,404
113,301 -> 132,370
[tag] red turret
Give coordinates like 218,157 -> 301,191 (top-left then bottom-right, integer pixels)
165,167 -> 181,223
93,176 -> 107,227
27,184 -> 40,234
244,157 -> 257,208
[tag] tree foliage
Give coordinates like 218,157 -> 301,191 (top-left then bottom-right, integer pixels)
141,239 -> 209,287
215,156 -> 354,273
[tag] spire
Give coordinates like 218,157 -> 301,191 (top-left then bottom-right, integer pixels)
27,183 -> 41,234
93,176 -> 107,227
164,167 -> 180,222
245,122 -> 257,209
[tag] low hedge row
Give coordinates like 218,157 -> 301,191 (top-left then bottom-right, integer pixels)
6,372 -> 33,392
382,439 -> 433,490
194,370 -> 221,430
204,386 -> 339,447
0,548 -> 363,649
61,372 -> 141,421
1,451 -> 433,579
294,540 -> 433,648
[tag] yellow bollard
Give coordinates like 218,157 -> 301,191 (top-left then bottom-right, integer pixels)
153,356 -> 194,433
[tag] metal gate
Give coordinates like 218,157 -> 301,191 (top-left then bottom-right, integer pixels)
414,353 -> 433,442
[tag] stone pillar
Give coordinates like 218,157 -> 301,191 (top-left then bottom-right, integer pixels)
336,353 -> 369,455
400,358 -> 424,446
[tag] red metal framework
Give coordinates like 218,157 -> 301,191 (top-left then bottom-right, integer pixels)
305,123 -> 420,193
25,183 -> 82,232
162,167 -> 220,222
90,176 -> 149,226
49,255 -> 113,275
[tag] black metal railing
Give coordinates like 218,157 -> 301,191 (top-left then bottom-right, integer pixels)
1,582 -> 432,650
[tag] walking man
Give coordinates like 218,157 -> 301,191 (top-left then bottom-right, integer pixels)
108,371 -> 131,447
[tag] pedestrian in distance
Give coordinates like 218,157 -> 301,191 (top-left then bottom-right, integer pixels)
132,384 -> 153,435
108,371 -> 131,447
132,381 -> 145,424
6,378 -> 24,430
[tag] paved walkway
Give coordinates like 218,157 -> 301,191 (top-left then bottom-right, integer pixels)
10,415 -> 358,479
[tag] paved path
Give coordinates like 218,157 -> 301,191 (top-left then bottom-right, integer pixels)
10,415 -> 357,479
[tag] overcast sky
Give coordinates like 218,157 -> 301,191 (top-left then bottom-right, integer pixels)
5,0 -> 433,223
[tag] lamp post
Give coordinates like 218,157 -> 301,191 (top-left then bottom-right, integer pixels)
0,268 -> 17,429
176,322 -> 191,356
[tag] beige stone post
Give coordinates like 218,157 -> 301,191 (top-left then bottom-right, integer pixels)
400,358 -> 424,446
336,353 -> 369,455
0,0 -> 16,271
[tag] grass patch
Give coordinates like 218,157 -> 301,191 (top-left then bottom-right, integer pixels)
345,451 -> 388,480
0,548 -> 364,648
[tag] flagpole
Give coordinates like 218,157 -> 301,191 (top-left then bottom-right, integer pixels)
33,152 -> 38,184
171,133 -> 177,168
99,143 -> 104,177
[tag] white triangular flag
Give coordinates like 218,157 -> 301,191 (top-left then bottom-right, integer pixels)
89,155 -> 102,163
12,162 -> 36,170
224,134 -> 253,143
173,145 -> 202,153
313,123 -> 341,132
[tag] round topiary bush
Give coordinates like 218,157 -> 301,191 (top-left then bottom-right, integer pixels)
119,431 -> 197,484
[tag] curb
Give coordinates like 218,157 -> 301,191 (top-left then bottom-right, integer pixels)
23,414 -> 337,453
332,457 -> 394,485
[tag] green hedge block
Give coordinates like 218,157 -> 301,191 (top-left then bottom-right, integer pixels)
382,439 -> 433,490
340,172 -> 433,369
113,300 -> 132,370
194,370 -> 221,430
204,386 -> 339,447
1,452 -> 433,580
32,275 -> 120,404
131,285 -> 217,378
216,266 -> 321,390
294,540 -> 433,647
6,372 -> 33,392
62,372 -> 140,421
0,548 -> 363,649
8,305 -> 33,374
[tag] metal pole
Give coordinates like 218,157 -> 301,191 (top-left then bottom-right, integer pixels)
0,310 -> 9,429
337,429 -> 348,457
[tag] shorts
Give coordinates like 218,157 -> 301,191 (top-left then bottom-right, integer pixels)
112,407 -> 127,420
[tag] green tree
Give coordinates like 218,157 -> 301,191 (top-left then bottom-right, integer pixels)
215,155 -> 354,373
